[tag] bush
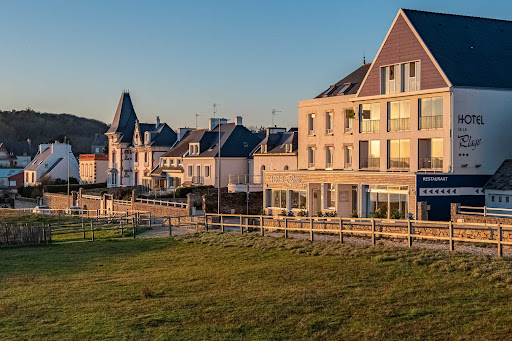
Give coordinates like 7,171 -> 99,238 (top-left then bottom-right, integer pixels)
351,210 -> 359,218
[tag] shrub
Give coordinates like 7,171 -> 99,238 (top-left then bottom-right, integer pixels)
351,210 -> 359,218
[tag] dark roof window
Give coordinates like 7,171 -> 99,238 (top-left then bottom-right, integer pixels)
336,83 -> 353,95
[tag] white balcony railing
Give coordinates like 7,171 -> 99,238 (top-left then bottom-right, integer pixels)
308,129 -> 315,136
326,162 -> 333,169
192,176 -> 204,185
228,174 -> 263,185
326,128 -> 333,135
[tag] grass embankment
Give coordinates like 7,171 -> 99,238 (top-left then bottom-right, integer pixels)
2,233 -> 512,340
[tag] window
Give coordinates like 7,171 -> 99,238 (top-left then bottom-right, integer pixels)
381,61 -> 420,94
419,138 -> 443,170
344,145 -> 353,168
189,143 -> 200,156
291,190 -> 307,210
388,139 -> 410,169
360,140 -> 380,169
26,172 -> 29,182
187,165 -> 193,178
134,152 -> 138,163
507,197 -> 510,203
205,165 -> 211,178
359,103 -> 380,133
308,147 -> 315,168
325,111 -> 333,134
419,97 -> 443,129
284,165 -> 289,171
499,196 -> 503,203
308,114 -> 315,135
388,100 -> 410,131
344,108 -> 355,133
492,196 -> 495,202
144,152 -> 148,163
134,172 -> 138,185
271,189 -> 287,208
31,172 -> 34,183
326,146 -> 334,169
325,183 -> 336,209
336,83 -> 352,95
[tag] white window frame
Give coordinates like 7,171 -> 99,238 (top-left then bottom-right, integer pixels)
308,114 -> 315,136
308,146 -> 316,169
325,111 -> 334,135
326,146 -> 334,169
187,165 -> 193,178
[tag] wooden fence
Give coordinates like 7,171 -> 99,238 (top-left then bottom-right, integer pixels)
195,213 -> 512,257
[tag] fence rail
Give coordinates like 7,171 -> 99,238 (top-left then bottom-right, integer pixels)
196,213 -> 512,257
459,205 -> 512,218
135,198 -> 188,208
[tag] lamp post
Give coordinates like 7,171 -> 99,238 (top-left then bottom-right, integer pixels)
217,118 -> 229,214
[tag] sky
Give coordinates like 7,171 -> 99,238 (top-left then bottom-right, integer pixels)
0,0 -> 509,129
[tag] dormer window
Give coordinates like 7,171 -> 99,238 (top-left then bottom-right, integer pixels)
189,143 -> 200,156
261,145 -> 267,153
336,83 -> 352,95
145,132 -> 151,144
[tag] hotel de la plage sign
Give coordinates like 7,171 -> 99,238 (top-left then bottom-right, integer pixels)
268,174 -> 306,189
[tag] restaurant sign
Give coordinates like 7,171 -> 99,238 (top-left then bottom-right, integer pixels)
268,174 -> 306,188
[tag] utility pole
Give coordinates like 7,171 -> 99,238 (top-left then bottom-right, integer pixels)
271,109 -> 282,127
218,119 -> 222,214
66,136 -> 70,210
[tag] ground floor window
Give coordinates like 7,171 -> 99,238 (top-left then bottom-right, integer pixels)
291,190 -> 307,210
367,185 -> 408,219
271,189 -> 287,209
324,183 -> 336,209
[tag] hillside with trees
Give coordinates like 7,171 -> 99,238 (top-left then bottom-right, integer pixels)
0,108 -> 109,156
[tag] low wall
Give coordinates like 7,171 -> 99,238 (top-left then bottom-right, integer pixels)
450,203 -> 512,225
132,202 -> 188,217
43,193 -> 69,209
14,198 -> 39,209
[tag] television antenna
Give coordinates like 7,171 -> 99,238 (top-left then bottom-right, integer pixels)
271,109 -> 282,127
213,103 -> 221,118
195,114 -> 201,129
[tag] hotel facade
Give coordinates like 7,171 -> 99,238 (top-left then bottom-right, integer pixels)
263,9 -> 512,220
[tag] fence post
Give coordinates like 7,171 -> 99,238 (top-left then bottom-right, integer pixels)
133,217 -> 136,239
371,218 -> 376,245
149,212 -> 152,228
48,224 -> 52,243
284,217 -> 288,239
339,218 -> 343,243
221,215 -> 225,233
82,218 -> 86,240
120,218 -> 124,237
42,223 -> 46,244
169,217 -> 172,237
407,219 -> 412,247
205,214 -> 209,232
310,218 -> 314,242
91,221 -> 94,241
240,215 -> 243,235
498,223 -> 503,257
484,206 -> 487,217
260,216 -> 264,236
449,221 -> 454,251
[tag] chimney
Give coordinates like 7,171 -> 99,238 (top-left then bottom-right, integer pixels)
235,116 -> 243,126
156,116 -> 160,127
209,118 -> 228,131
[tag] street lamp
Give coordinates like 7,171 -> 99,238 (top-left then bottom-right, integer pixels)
217,118 -> 229,214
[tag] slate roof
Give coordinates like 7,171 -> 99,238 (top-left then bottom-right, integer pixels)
91,134 -> 108,147
0,169 -> 23,178
106,92 -> 138,143
0,140 -> 31,157
484,159 -> 512,190
403,9 -> 512,89
25,146 -> 52,171
144,123 -> 177,147
161,123 -> 263,159
251,130 -> 298,155
316,63 -> 371,98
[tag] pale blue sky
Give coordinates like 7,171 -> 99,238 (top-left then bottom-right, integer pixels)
0,0 -> 508,129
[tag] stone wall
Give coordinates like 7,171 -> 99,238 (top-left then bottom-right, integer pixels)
43,193 -> 69,209
203,192 -> 263,215
132,201 -> 188,217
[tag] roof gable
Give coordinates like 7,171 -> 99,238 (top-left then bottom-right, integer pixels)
403,9 -> 512,89
484,159 -> 512,190
106,92 -> 138,143
357,10 -> 449,97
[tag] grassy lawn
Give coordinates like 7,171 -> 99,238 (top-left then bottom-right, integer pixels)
1,233 -> 512,340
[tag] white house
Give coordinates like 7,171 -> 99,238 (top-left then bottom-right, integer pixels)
24,143 -> 80,186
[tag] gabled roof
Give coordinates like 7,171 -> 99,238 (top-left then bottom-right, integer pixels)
24,146 -> 52,171
251,130 -> 298,155
316,64 -> 371,98
91,133 -> 108,147
106,92 -> 138,143
146,123 -> 177,147
484,160 -> 512,190
161,123 -> 263,159
402,9 -> 512,89
0,140 -> 31,157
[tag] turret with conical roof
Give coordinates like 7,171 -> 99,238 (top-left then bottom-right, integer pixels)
106,92 -> 138,143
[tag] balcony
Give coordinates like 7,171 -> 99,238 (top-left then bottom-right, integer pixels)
360,157 -> 380,169
308,129 -> 315,136
344,127 -> 353,134
192,176 -> 204,185
326,128 -> 333,135
419,157 -> 443,170
388,157 -> 410,170
326,162 -> 333,169
308,162 -> 315,169
420,115 -> 443,130
227,174 -> 263,193
360,120 -> 380,133
388,118 -> 410,132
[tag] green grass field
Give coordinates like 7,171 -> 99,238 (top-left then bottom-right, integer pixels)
2,233 -> 512,340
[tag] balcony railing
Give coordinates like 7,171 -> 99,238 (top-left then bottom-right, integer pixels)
308,129 -> 315,136
360,120 -> 380,133
344,127 -> 353,134
326,128 -> 333,135
344,161 -> 352,169
388,157 -> 410,170
419,115 -> 443,130
192,176 -> 204,185
388,118 -> 410,132
228,174 -> 263,185
308,162 -> 315,169
419,157 -> 444,170
360,157 -> 380,169
326,162 -> 333,169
